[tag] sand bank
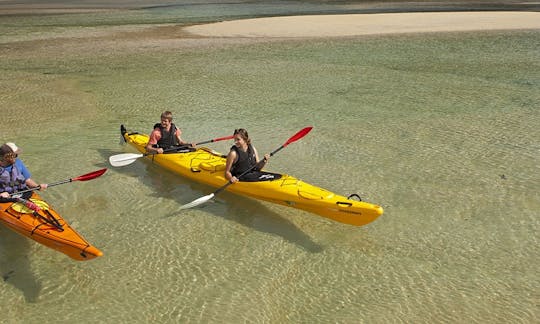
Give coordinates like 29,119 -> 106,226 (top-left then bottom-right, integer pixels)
184,11 -> 540,38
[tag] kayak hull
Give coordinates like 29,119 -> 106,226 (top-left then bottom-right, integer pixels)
122,126 -> 383,226
0,192 -> 102,261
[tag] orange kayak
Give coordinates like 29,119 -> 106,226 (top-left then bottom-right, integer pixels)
0,192 -> 102,261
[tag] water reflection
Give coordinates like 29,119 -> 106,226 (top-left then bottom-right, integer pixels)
206,192 -> 323,253
102,148 -> 323,253
0,226 -> 42,303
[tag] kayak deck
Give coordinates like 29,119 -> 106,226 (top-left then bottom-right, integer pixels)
122,126 -> 383,226
0,192 -> 102,261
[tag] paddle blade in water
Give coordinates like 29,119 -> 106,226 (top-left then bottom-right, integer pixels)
179,193 -> 215,210
109,153 -> 144,167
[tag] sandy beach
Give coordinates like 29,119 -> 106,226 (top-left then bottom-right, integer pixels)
184,11 -> 540,38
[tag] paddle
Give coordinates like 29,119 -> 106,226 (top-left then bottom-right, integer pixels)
179,126 -> 313,210
109,135 -> 235,167
9,168 -> 107,197
13,196 -> 64,230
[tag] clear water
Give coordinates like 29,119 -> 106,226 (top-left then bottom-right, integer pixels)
0,2 -> 539,323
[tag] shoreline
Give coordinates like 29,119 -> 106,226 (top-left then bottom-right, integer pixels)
1,0 -> 539,15
184,11 -> 540,38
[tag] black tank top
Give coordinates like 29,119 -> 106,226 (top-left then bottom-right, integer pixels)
230,144 -> 256,176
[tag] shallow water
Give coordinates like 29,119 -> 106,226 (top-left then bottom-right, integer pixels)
1,2 -> 539,323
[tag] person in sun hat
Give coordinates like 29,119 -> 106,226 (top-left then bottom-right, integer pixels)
0,142 -> 47,201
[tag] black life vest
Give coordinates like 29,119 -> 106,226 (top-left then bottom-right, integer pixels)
153,123 -> 179,149
230,144 -> 256,176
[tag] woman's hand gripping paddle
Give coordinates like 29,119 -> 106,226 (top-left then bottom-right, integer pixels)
109,135 -> 234,167
179,127 -> 313,210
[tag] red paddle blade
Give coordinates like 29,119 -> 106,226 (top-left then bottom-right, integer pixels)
284,126 -> 313,147
72,168 -> 107,181
213,135 -> 235,142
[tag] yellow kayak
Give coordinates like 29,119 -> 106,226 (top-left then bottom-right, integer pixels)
118,125 -> 383,226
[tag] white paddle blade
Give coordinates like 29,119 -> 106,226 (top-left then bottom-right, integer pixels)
179,193 -> 215,210
109,153 -> 144,167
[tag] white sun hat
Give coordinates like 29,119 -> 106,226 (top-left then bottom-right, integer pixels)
6,142 -> 22,154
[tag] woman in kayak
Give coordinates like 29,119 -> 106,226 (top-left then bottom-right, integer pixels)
0,142 -> 47,201
146,111 -> 193,154
225,128 -> 280,183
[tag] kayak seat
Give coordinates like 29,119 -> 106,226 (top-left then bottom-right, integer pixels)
198,162 -> 226,173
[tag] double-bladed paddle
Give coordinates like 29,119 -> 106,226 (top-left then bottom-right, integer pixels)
108,135 -> 235,167
179,126 -> 313,210
9,168 -> 107,197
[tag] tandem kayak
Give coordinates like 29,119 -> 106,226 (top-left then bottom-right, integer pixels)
0,192 -> 102,261
119,125 -> 383,227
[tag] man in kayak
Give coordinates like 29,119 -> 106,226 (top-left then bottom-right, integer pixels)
225,128 -> 280,183
145,111 -> 193,154
0,142 -> 47,201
